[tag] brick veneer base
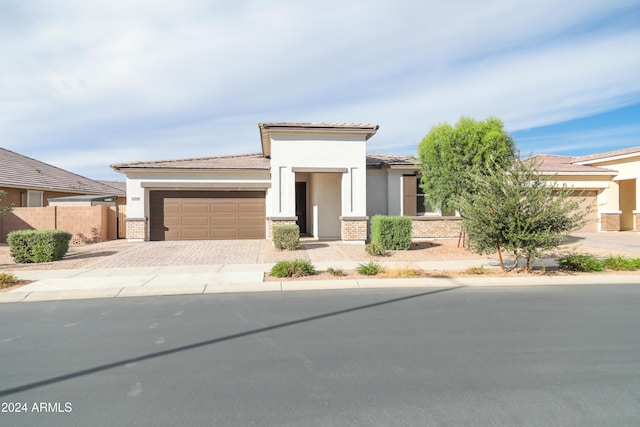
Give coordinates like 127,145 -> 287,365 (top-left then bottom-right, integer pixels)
411,216 -> 462,239
600,213 -> 621,232
126,218 -> 148,241
340,217 -> 368,242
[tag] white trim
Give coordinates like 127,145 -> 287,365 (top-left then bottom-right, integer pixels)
600,210 -> 622,214
574,151 -> 640,165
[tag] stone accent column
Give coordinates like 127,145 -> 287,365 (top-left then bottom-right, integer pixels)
635,211 -> 640,231
126,217 -> 148,241
266,217 -> 298,240
600,212 -> 621,231
340,216 -> 368,243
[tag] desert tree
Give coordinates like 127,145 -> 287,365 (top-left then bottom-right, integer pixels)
459,157 -> 590,272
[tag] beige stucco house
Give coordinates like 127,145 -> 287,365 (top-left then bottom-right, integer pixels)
112,122 -> 639,242
535,145 -> 640,232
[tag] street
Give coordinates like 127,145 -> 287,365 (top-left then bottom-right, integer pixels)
1,284 -> 639,426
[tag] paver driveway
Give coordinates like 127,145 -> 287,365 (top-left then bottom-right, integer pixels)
90,240 -> 272,268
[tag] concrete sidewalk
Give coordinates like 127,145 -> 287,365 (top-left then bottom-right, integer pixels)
2,259 -> 639,303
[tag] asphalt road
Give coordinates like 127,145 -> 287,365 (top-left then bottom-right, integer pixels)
1,284 -> 639,426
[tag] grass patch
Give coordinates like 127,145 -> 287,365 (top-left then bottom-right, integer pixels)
603,256 -> 640,271
385,264 -> 423,278
559,254 -> 605,272
270,259 -> 315,278
356,261 -> 384,276
464,265 -> 487,275
0,272 -> 19,288
327,267 -> 346,277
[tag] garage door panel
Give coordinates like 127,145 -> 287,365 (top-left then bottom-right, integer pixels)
212,217 -> 239,226
150,191 -> 265,240
211,204 -> 238,214
182,217 -> 211,226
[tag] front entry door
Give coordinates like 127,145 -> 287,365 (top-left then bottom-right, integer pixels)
295,182 -> 307,235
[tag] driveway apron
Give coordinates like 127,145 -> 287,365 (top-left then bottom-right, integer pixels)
88,240 -> 269,268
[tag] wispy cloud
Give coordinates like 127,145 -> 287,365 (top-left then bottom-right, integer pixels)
1,0 -> 639,179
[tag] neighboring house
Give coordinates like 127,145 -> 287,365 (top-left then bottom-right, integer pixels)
112,122 -> 638,242
0,147 -> 126,207
534,146 -> 640,232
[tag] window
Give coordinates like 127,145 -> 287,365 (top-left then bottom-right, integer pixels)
402,175 -> 434,216
26,190 -> 43,207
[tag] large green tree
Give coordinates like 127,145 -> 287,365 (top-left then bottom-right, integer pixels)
459,158 -> 590,272
417,116 -> 516,213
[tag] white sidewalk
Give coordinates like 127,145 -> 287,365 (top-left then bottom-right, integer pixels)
2,260 -> 639,303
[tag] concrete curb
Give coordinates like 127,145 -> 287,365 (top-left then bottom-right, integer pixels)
2,273 -> 638,303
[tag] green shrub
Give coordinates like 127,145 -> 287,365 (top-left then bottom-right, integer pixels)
370,215 -> 412,250
0,272 -> 19,288
356,261 -> 383,276
270,259 -> 315,278
559,254 -> 605,272
603,256 -> 640,271
7,230 -> 72,263
365,241 -> 387,257
272,225 -> 300,250
327,267 -> 346,277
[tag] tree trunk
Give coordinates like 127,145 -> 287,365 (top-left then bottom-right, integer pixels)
496,241 -> 505,271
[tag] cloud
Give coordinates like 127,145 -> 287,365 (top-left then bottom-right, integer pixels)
1,0 -> 639,179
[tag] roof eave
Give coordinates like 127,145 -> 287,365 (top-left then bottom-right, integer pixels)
573,151 -> 640,165
258,122 -> 380,158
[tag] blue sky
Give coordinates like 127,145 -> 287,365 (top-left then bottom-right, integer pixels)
1,0 -> 639,181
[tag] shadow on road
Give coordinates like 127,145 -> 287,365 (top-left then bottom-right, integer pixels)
0,286 -> 465,397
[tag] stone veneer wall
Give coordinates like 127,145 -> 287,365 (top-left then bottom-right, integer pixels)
126,217 -> 148,241
340,217 -> 368,242
411,216 -> 462,239
600,213 -> 621,232
635,213 -> 640,231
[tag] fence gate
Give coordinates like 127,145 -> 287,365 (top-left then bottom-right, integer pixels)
117,205 -> 127,239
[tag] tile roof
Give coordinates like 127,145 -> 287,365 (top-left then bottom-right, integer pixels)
366,153 -> 419,168
573,145 -> 640,164
97,180 -> 126,194
0,147 -> 125,195
111,153 -> 270,171
259,122 -> 379,132
527,154 -> 616,173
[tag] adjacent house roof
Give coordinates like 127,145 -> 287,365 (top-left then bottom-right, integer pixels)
258,122 -> 379,158
573,145 -> 640,164
366,154 -> 419,169
0,147 -> 125,195
111,153 -> 270,171
528,154 -> 616,174
97,180 -> 126,194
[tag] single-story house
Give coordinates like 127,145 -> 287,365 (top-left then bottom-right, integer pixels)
534,145 -> 640,232
0,147 -> 126,207
111,122 -> 639,242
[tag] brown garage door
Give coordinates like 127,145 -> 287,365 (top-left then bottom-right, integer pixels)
149,191 -> 265,240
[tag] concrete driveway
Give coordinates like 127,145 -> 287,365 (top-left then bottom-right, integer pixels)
570,231 -> 640,256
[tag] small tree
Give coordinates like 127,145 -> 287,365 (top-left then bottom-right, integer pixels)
459,158 -> 590,272
417,116 -> 516,213
0,190 -> 13,217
